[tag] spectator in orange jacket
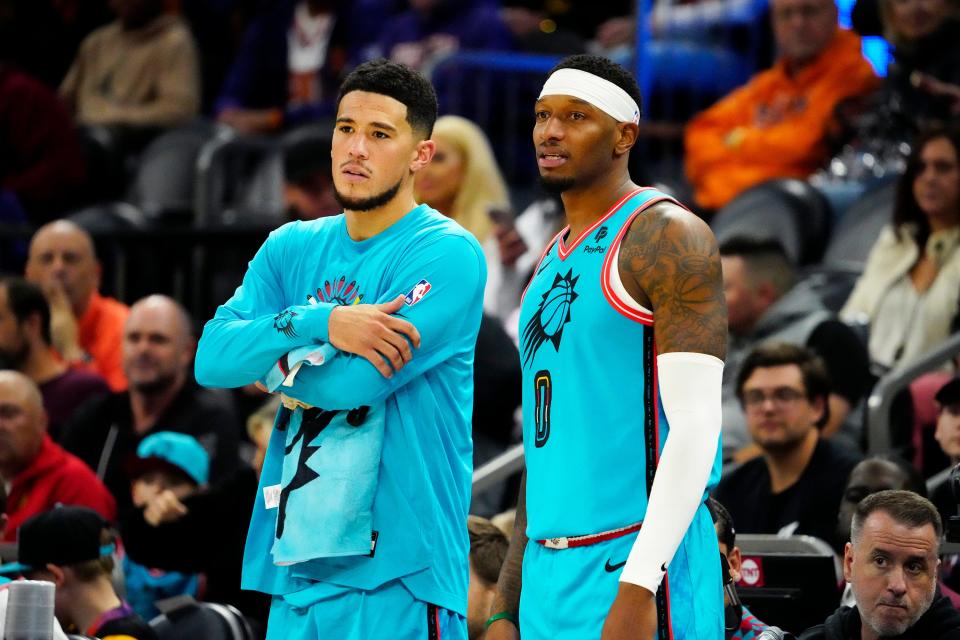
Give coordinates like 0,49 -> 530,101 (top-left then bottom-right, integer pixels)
0,371 -> 116,541
684,0 -> 879,211
25,220 -> 129,391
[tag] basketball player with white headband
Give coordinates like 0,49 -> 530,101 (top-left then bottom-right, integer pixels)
485,55 -> 727,639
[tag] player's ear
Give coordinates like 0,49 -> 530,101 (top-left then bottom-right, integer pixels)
411,139 -> 436,173
614,122 -> 639,157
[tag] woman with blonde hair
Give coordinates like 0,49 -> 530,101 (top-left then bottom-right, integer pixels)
415,114 -> 510,243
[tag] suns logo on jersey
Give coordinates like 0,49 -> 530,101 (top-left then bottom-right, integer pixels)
521,269 -> 579,365
273,309 -> 298,338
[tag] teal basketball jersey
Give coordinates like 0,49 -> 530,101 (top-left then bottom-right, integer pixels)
518,187 -> 723,540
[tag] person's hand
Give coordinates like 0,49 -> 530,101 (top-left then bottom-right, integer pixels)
595,16 -> 635,49
280,393 -> 313,410
494,223 -> 528,268
480,618 -> 520,640
217,107 -> 283,134
328,295 -> 421,378
144,490 -> 189,527
43,281 -> 83,362
390,42 -> 427,69
601,582 -> 657,640
501,7 -> 542,37
424,33 -> 459,58
911,71 -> 960,114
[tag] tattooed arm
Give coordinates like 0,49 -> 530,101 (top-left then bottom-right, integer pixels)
483,471 -> 528,640
602,202 -> 726,640
617,201 -> 727,358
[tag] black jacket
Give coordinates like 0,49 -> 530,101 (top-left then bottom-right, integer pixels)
886,19 -> 960,127
62,380 -> 240,512
799,595 -> 960,639
714,438 -> 862,549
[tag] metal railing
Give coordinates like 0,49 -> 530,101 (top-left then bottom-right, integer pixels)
867,332 -> 960,455
472,443 -> 524,496
429,1 -> 767,188
0,222 -> 273,324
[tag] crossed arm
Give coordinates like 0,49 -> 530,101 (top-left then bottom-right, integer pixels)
197,225 -> 484,411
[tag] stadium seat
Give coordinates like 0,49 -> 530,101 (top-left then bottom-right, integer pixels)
237,119 -> 334,220
76,125 -> 128,204
791,266 -> 862,314
734,534 -> 841,634
68,202 -> 148,232
194,133 -> 282,225
130,121 -> 216,221
237,148 -> 284,220
822,179 -> 897,271
150,596 -> 257,640
711,179 -> 831,265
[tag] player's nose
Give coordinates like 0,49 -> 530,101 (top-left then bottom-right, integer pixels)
538,115 -> 566,143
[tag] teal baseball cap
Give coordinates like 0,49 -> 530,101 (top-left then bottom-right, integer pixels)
128,431 -> 210,485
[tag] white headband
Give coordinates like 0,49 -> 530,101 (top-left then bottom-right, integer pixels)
538,68 -> 640,124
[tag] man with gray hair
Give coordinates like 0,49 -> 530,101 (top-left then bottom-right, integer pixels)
800,490 -> 960,639
61,295 -> 239,511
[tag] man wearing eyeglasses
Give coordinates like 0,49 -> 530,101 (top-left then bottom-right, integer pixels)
714,343 -> 862,549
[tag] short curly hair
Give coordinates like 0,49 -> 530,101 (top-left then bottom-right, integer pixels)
337,59 -> 438,139
548,54 -> 643,119
468,515 -> 508,585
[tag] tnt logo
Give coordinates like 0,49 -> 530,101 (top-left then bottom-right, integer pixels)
738,557 -> 765,587
404,279 -> 432,306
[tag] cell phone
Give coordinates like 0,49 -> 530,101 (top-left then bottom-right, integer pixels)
488,207 -> 515,226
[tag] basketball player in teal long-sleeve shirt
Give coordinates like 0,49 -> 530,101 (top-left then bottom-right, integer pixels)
195,60 -> 485,640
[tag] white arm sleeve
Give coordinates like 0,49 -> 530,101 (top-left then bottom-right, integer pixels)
618,351 -> 723,593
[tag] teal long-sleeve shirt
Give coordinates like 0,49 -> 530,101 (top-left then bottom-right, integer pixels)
195,205 -> 486,615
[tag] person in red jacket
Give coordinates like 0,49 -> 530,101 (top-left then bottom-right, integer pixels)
0,370 -> 115,541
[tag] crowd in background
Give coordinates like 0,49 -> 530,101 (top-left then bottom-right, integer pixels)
0,0 -> 959,637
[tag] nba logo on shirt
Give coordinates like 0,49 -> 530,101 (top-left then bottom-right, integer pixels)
404,280 -> 431,306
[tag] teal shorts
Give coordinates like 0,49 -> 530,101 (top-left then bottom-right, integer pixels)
265,579 -> 466,640
520,503 -> 724,639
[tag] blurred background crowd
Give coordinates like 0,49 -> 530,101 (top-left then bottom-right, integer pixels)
0,0 -> 959,637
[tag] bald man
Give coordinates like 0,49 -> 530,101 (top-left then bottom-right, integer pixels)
835,456 -> 928,553
0,371 -> 115,541
61,296 -> 240,510
25,220 -> 129,391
